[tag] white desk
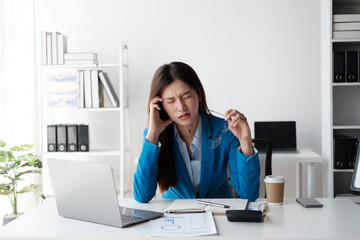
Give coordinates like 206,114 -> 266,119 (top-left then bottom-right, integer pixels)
272,148 -> 323,198
1,198 -> 359,239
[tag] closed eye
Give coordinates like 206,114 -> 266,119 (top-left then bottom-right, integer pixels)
181,92 -> 192,99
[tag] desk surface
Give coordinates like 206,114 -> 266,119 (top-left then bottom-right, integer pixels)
271,148 -> 323,163
1,198 -> 359,240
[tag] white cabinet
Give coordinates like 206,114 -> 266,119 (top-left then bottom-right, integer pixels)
322,0 -> 360,200
38,44 -> 130,198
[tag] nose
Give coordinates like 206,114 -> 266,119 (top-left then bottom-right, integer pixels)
177,99 -> 187,112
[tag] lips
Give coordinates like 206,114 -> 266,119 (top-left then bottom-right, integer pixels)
179,113 -> 191,120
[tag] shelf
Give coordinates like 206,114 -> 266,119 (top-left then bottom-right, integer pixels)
41,64 -> 120,69
43,107 -> 121,113
333,169 -> 354,173
333,125 -> 360,129
332,39 -> 360,43
332,82 -> 360,87
39,43 -> 129,198
43,149 -> 121,157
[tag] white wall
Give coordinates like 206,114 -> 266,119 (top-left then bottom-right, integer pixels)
35,0 -> 321,197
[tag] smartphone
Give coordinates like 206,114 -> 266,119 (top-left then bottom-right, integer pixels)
296,198 -> 323,208
157,101 -> 170,121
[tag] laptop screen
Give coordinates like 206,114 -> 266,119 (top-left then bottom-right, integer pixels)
254,121 -> 297,151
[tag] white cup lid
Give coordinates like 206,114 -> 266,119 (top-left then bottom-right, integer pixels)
264,175 -> 285,183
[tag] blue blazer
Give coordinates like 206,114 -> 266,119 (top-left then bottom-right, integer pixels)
133,114 -> 260,203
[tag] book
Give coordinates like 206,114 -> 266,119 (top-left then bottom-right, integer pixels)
333,31 -> 360,39
98,71 -> 119,107
57,33 -> 67,65
79,71 -> 84,108
41,31 -> 48,65
46,33 -> 52,65
64,59 -> 98,65
333,14 -> 360,23
83,70 -> 92,108
98,79 -> 104,108
91,70 -> 100,108
64,53 -> 97,61
164,199 -> 248,215
51,31 -> 59,65
333,22 -> 360,31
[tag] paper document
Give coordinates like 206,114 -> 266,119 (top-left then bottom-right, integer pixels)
147,212 -> 217,237
164,198 -> 248,214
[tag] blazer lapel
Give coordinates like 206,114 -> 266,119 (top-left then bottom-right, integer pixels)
198,114 -> 215,198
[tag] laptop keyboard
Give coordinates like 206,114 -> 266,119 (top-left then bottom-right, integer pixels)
121,214 -> 143,223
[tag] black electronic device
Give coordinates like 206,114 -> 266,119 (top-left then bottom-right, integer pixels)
333,51 -> 345,83
225,210 -> 263,222
254,121 -> 297,152
67,124 -> 78,152
78,124 -> 89,152
157,101 -> 170,121
296,198 -> 323,208
57,124 -> 67,152
351,144 -> 360,192
47,125 -> 57,152
346,51 -> 358,82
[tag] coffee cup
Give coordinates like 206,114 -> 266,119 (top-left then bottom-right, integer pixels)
264,175 -> 285,205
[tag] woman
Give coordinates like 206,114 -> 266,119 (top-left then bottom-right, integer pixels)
133,62 -> 260,203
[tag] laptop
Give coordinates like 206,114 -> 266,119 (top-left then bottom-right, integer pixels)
254,121 -> 298,152
47,158 -> 163,228
351,144 -> 360,193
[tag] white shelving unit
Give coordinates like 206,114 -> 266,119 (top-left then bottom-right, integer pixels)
322,0 -> 360,200
38,44 -> 130,198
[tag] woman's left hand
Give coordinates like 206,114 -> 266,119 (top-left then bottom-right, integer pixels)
224,109 -> 254,156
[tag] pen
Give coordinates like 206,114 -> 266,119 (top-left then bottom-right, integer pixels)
197,200 -> 234,209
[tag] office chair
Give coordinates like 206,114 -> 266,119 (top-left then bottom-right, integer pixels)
228,138 -> 273,198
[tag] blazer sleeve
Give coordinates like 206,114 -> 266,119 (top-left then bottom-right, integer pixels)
228,135 -> 260,201
133,130 -> 160,203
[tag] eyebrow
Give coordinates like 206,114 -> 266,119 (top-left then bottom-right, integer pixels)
163,90 -> 192,100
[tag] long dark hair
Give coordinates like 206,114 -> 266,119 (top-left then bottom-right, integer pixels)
148,62 -> 209,192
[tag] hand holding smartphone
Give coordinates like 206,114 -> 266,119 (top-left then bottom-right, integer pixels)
296,198 -> 323,208
157,101 -> 170,121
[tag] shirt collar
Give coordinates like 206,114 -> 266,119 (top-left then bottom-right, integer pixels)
174,116 -> 202,150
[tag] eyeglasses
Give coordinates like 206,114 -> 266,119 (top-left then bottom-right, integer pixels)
188,110 -> 229,149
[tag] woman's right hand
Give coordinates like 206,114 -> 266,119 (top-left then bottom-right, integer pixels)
146,96 -> 173,145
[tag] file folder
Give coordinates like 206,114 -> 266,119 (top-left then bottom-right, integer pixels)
346,51 -> 358,82
78,124 -> 89,152
333,52 -> 345,83
57,124 -> 67,152
47,125 -> 57,152
334,135 -> 346,169
346,137 -> 358,169
67,124 -> 78,152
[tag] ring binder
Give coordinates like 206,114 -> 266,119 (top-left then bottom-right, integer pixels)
78,124 -> 89,152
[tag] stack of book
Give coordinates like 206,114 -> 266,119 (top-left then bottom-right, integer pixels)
41,31 -> 98,65
333,14 -> 360,39
64,53 -> 97,65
